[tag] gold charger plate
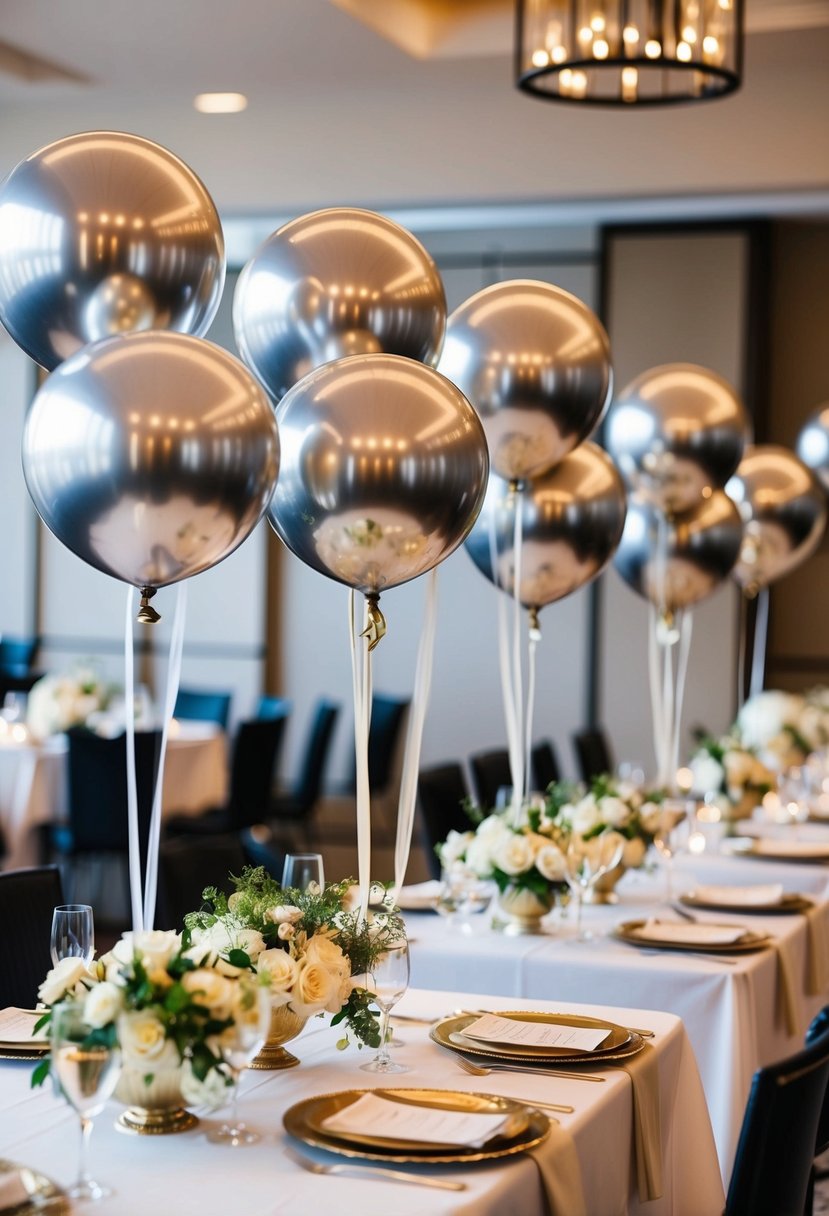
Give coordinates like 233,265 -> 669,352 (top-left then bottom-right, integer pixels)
0,1047 -> 48,1061
431,1011 -> 644,1066
0,1159 -> 68,1214
747,844 -> 829,865
283,1087 -> 550,1164
614,919 -> 770,954
679,891 -> 813,916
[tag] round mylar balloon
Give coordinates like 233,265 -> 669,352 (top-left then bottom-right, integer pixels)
726,445 -> 826,596
605,364 -> 749,516
614,490 -> 743,613
233,208 -> 446,401
269,353 -> 488,595
23,332 -> 279,594
464,444 -> 627,611
0,131 -> 225,370
437,280 -> 612,483
797,405 -> 829,494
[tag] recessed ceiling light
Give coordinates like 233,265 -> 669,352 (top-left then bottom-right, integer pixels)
194,92 -> 248,114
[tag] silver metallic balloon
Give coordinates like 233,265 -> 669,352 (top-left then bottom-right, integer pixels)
0,131 -> 225,370
269,353 -> 489,596
464,443 -> 627,611
726,445 -> 827,595
233,208 -> 446,401
438,279 -> 612,483
614,490 -> 743,613
23,332 -> 279,596
797,405 -> 829,494
605,364 -> 750,515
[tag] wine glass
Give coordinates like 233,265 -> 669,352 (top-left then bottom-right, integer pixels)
51,905 -> 95,968
652,800 -> 689,902
360,941 -> 411,1074
564,830 -> 625,942
281,853 -> 325,893
435,866 -> 493,934
51,1001 -> 121,1201
207,981 -> 271,1147
778,767 -> 811,833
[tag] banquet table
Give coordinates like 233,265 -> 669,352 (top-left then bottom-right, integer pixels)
405,862 -> 829,1179
0,722 -> 228,870
0,988 -> 724,1216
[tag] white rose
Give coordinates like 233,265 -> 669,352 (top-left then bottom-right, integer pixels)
570,796 -> 601,836
180,1059 -> 231,1111
117,1011 -> 179,1071
181,969 -> 236,1020
439,829 -> 474,868
477,814 -> 509,839
598,796 -> 630,829
256,948 -> 300,1003
38,957 -> 92,1006
492,832 -> 535,876
690,752 -> 725,795
133,930 -> 181,973
797,705 -> 826,751
465,835 -> 495,878
83,981 -> 123,1028
264,905 -> 303,926
289,961 -> 338,1020
738,691 -> 804,750
535,843 -> 566,881
555,802 -> 577,827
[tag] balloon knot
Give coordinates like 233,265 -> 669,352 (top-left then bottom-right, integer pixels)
360,594 -> 386,652
137,586 -> 161,625
528,606 -> 542,641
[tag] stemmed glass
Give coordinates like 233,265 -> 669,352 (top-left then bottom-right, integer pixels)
435,866 -> 494,933
564,830 -> 625,942
652,801 -> 689,902
360,941 -> 411,1075
778,767 -> 811,834
51,905 -> 95,968
51,1001 -> 121,1202
281,854 -> 325,893
207,981 -> 272,1147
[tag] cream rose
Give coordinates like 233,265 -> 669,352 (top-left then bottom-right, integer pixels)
598,796 -> 630,829
304,934 -> 349,975
535,843 -> 566,881
690,752 -> 725,795
38,957 -> 92,1006
181,969 -> 236,1020
180,1059 -> 231,1111
492,832 -> 534,876
83,981 -> 123,1028
263,905 -> 303,925
290,961 -> 338,1019
639,801 -> 663,834
570,796 -> 602,836
117,1011 -> 179,1071
256,948 -> 300,1004
133,930 -> 181,972
465,835 -> 495,877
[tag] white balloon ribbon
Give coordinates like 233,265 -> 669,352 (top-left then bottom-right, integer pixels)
349,591 -> 374,924
490,509 -> 522,815
648,601 -> 694,790
391,568 -> 439,906
749,586 -> 769,700
510,492 -> 525,823
124,587 -> 143,934
524,616 -> 541,803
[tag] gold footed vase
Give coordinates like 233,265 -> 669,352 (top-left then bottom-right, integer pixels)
250,1004 -> 308,1070
582,862 -> 627,905
115,1067 -> 198,1135
493,884 -> 554,935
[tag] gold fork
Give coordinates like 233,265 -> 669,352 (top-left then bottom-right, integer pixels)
453,1054 -> 606,1083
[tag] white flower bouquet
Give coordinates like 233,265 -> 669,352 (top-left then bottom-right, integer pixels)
736,689 -> 829,772
26,663 -> 112,740
689,730 -> 775,818
543,775 -> 663,871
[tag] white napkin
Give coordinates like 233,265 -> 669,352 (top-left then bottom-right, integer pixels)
321,1092 -> 511,1148
396,880 -> 442,911
637,920 -> 747,945
0,1169 -> 30,1211
754,839 -> 829,859
689,884 -> 784,907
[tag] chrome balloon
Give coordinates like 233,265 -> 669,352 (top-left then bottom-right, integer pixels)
797,405 -> 829,494
22,332 -> 279,594
605,364 -> 750,515
0,131 -> 225,370
269,353 -> 489,595
613,490 -> 743,612
438,279 -> 612,483
233,208 -> 446,401
464,443 -> 627,611
726,445 -> 827,595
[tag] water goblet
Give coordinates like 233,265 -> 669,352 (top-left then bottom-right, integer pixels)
564,829 -> 625,942
360,941 -> 411,1074
652,800 -> 690,902
207,981 -> 272,1147
51,1001 -> 121,1201
51,905 -> 95,968
778,767 -> 811,833
281,853 -> 325,893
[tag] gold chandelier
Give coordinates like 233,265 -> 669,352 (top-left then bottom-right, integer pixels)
515,0 -> 744,105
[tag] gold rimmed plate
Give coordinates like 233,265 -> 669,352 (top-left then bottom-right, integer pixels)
747,842 -> 829,865
0,1159 -> 68,1214
0,1046 -> 48,1061
614,919 -> 770,954
431,1011 -> 643,1066
283,1087 -> 550,1164
679,891 -> 812,916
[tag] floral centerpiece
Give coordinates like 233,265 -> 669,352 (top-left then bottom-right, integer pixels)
542,775 -> 663,868
735,689 -> 829,772
185,866 -> 405,1058
26,663 -> 112,740
689,730 -> 775,822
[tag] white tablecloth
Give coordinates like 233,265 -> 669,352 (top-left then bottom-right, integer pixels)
0,723 -> 228,870
0,989 -> 723,1216
407,863 -> 829,1180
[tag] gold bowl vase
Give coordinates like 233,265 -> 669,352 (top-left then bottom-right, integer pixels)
250,1004 -> 308,1070
115,1066 -> 198,1135
493,883 -> 554,935
582,862 -> 627,905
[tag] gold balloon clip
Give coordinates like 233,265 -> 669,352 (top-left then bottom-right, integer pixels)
361,594 -> 387,652
528,605 -> 542,643
137,586 -> 161,625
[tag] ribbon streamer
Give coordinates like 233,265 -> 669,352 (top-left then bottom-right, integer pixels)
524,610 -> 541,803
749,586 -> 769,700
391,568 -> 439,905
124,587 -> 143,934
510,491 -> 525,823
349,591 -> 374,924
489,508 -> 522,814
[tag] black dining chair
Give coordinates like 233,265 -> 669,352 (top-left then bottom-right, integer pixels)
174,687 -> 232,730
417,763 -> 473,879
572,727 -> 614,782
157,834 -> 248,929
724,1010 -> 829,1216
271,699 -> 340,843
0,865 -> 63,1007
469,748 -> 512,810
531,740 -> 561,792
343,694 -> 410,795
256,695 -> 292,722
806,1006 -> 829,1212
